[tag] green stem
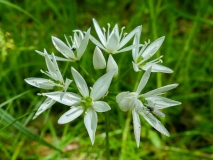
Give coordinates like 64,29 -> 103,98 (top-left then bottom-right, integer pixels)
62,61 -> 71,76
120,110 -> 132,160
78,63 -> 95,82
148,0 -> 162,88
105,112 -> 110,160
120,72 -> 142,159
113,66 -> 132,86
11,137 -> 26,160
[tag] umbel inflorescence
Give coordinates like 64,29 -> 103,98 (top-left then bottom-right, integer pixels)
25,18 -> 181,147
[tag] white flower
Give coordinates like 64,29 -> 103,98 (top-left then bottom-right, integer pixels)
41,67 -> 115,144
36,28 -> 90,62
132,29 -> 173,73
116,67 -> 181,147
25,51 -> 72,119
90,18 -> 141,54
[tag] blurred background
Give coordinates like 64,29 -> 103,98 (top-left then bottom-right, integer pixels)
0,0 -> 212,159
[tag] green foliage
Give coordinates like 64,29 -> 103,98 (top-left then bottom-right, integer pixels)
0,0 -> 213,159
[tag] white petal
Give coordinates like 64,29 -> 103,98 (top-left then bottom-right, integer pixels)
133,98 -> 144,109
77,28 -> 91,59
33,98 -> 56,119
42,92 -> 81,106
92,18 -> 106,46
116,92 -> 138,112
36,50 -> 71,61
58,106 -> 83,124
119,25 -> 142,49
142,63 -> 173,73
71,67 -> 89,97
114,44 -> 137,54
117,98 -> 133,112
42,50 -> 63,83
84,108 -> 97,145
151,109 -> 165,117
136,67 -> 152,94
52,36 -> 76,59
89,35 -> 106,51
106,31 -> 119,53
142,84 -> 179,97
106,55 -> 118,77
116,92 -> 128,103
145,96 -> 181,109
154,111 -> 165,117
142,36 -> 165,61
146,101 -> 165,117
64,78 -> 72,91
137,107 -> 170,136
132,62 -> 140,72
93,46 -> 106,70
72,30 -> 83,48
25,78 -> 55,89
35,49 -> 46,56
51,53 -> 64,83
43,49 -> 57,80
53,56 -> 72,61
132,108 -> 141,148
93,101 -> 111,112
113,24 -> 119,39
132,30 -> 141,61
90,70 -> 114,101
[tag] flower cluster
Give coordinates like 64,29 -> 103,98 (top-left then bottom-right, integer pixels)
25,18 -> 181,147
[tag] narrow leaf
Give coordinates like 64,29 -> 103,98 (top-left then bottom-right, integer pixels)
0,108 -> 61,152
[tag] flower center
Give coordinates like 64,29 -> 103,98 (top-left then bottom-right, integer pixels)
53,85 -> 64,91
136,56 -> 144,64
81,96 -> 93,109
136,55 -> 163,68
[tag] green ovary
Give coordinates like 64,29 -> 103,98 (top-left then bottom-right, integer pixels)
135,57 -> 145,68
81,96 -> 93,109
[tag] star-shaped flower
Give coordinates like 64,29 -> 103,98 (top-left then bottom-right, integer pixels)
116,67 -> 181,147
132,28 -> 173,73
41,67 -> 115,144
36,28 -> 90,62
25,51 -> 72,119
90,18 -> 141,54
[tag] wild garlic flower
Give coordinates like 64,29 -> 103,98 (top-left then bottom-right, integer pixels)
116,67 -> 181,147
36,28 -> 90,62
90,18 -> 141,54
25,51 -> 72,119
132,29 -> 173,73
41,67 -> 115,144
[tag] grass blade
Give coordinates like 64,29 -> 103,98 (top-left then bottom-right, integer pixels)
0,91 -> 62,152
0,108 -> 62,152
0,0 -> 41,24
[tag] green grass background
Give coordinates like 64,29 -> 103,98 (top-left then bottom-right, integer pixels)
0,0 -> 213,159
